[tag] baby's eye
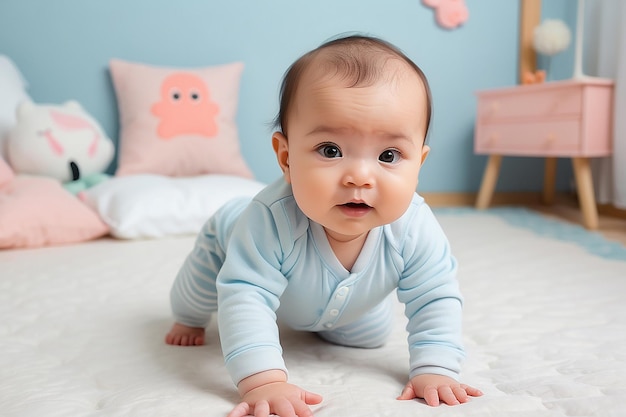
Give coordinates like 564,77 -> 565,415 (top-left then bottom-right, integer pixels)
317,144 -> 342,159
379,149 -> 401,164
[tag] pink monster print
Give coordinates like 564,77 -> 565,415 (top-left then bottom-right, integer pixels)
151,73 -> 219,139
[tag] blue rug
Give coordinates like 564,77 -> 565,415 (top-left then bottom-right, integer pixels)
434,207 -> 626,262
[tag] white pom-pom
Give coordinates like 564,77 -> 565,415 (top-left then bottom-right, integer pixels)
533,19 -> 572,56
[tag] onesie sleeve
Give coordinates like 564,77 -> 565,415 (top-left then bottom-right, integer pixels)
396,203 -> 465,380
216,200 -> 290,386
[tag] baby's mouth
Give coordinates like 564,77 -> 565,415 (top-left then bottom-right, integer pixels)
342,202 -> 372,209
338,202 -> 373,217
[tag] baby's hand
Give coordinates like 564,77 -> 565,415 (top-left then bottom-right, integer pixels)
228,371 -> 323,417
397,373 -> 482,406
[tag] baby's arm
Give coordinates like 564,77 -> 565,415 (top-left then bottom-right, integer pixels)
227,370 -> 323,417
397,374 -> 482,406
217,202 -> 321,416
397,202 -> 481,406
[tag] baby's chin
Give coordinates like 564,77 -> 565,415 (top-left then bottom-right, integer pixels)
319,218 -> 390,240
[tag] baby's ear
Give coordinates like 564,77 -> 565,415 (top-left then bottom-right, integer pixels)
420,144 -> 430,165
272,132 -> 291,182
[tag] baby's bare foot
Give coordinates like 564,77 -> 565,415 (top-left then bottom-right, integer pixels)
165,323 -> 205,346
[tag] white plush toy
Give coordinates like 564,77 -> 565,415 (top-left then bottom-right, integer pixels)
7,100 -> 114,194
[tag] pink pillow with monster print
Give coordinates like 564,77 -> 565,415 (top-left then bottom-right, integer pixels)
110,59 -> 253,178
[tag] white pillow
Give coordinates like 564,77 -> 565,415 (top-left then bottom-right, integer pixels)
82,174 -> 265,239
0,55 -> 31,158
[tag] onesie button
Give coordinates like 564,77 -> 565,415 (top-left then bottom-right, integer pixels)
336,287 -> 349,298
329,309 -> 339,317
324,322 -> 333,328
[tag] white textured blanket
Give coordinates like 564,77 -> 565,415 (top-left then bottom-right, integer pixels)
1,208 -> 625,417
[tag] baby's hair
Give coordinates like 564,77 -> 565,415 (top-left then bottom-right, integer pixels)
273,34 -> 433,142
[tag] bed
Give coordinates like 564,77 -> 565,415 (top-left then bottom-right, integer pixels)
2,207 -> 624,417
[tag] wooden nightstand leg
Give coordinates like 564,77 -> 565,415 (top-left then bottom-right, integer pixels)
543,157 -> 557,205
476,155 -> 502,209
571,157 -> 599,230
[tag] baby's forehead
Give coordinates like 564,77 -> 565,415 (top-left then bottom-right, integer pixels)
300,51 -> 423,91
296,61 -> 424,107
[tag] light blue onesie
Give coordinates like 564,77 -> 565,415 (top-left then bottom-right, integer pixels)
170,178 -> 465,385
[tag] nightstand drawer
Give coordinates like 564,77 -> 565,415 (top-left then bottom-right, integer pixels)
477,87 -> 582,122
475,120 -> 581,157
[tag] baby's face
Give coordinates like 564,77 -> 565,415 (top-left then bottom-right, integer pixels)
274,59 -> 430,242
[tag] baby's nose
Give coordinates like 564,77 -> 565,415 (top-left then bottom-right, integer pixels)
343,159 -> 375,187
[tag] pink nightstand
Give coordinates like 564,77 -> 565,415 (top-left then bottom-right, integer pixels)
474,79 -> 614,229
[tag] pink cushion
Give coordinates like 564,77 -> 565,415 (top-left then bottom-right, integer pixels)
0,175 -> 109,249
110,59 -> 253,178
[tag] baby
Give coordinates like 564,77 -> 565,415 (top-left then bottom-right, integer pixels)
166,34 -> 482,417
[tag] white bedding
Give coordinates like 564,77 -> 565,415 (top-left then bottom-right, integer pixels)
1,208 -> 625,417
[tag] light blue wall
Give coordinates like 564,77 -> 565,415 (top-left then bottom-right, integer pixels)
0,0 -> 573,193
